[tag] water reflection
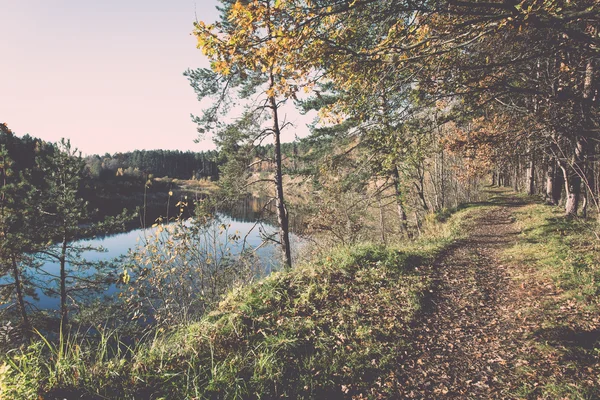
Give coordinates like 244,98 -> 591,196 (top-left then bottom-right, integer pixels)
26,196 -> 305,311
225,195 -> 305,233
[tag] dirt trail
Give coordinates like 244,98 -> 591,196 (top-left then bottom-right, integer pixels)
395,197 -> 528,398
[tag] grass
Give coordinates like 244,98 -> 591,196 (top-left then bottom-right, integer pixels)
502,200 -> 600,399
0,202 -> 478,399
505,202 -> 600,304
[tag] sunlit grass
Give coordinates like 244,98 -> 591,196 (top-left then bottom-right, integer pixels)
505,203 -> 600,302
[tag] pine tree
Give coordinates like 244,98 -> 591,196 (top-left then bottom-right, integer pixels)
37,139 -> 127,332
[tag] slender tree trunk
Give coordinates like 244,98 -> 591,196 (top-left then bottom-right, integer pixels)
546,158 -> 563,205
414,211 -> 421,237
415,182 -> 428,211
565,136 -> 589,217
513,156 -> 519,192
440,147 -> 446,208
377,189 -> 386,245
11,256 -> 30,333
545,158 -> 554,203
581,57 -> 596,220
392,167 -> 408,234
60,235 -> 69,331
432,153 -> 440,211
415,163 -> 429,211
269,85 -> 292,269
566,173 -> 582,217
527,155 -> 535,195
582,187 -> 588,218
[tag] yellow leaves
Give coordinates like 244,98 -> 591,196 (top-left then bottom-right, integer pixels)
212,61 -> 232,76
122,268 -> 131,285
415,23 -> 431,39
318,104 -> 346,125
231,1 -> 243,13
192,0 -> 313,102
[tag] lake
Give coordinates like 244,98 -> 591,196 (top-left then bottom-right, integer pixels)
25,196 -> 305,311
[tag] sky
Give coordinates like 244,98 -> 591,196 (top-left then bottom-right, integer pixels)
0,0 -> 311,155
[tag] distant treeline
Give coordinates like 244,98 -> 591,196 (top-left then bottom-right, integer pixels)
0,125 -> 316,185
86,150 -> 221,181
87,143 -> 315,181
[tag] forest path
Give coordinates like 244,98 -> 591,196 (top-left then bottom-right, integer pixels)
395,194 -> 534,398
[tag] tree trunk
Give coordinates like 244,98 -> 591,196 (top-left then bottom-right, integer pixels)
582,188 -> 588,218
414,211 -> 421,237
513,156 -> 519,192
546,159 -> 555,204
11,256 -> 30,333
527,157 -> 535,195
60,235 -> 69,332
565,171 -> 581,217
391,167 -> 408,234
377,189 -> 386,245
269,87 -> 292,269
582,57 -> 595,220
546,158 -> 563,205
440,147 -> 445,209
415,182 -> 428,211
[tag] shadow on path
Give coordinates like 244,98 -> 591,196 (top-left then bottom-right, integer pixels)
394,193 -> 526,398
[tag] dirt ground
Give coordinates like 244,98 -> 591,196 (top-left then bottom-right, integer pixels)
393,195 -> 600,399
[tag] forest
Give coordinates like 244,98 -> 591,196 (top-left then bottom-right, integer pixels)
1,0 -> 599,398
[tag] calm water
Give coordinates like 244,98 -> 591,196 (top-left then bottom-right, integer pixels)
26,197 -> 305,311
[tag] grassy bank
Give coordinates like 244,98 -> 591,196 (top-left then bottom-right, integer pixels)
505,201 -> 600,304
0,202 -> 479,399
502,199 -> 600,399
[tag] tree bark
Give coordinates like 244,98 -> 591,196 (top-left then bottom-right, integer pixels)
546,158 -> 563,205
513,156 -> 519,192
415,181 -> 429,211
565,170 -> 581,217
269,86 -> 292,269
440,147 -> 446,209
391,167 -> 408,234
546,158 -> 555,204
377,190 -> 386,245
562,141 -> 583,218
11,256 -> 30,333
527,156 -> 535,195
60,235 -> 69,332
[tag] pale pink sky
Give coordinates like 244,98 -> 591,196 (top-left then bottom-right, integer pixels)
0,0 -> 237,155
